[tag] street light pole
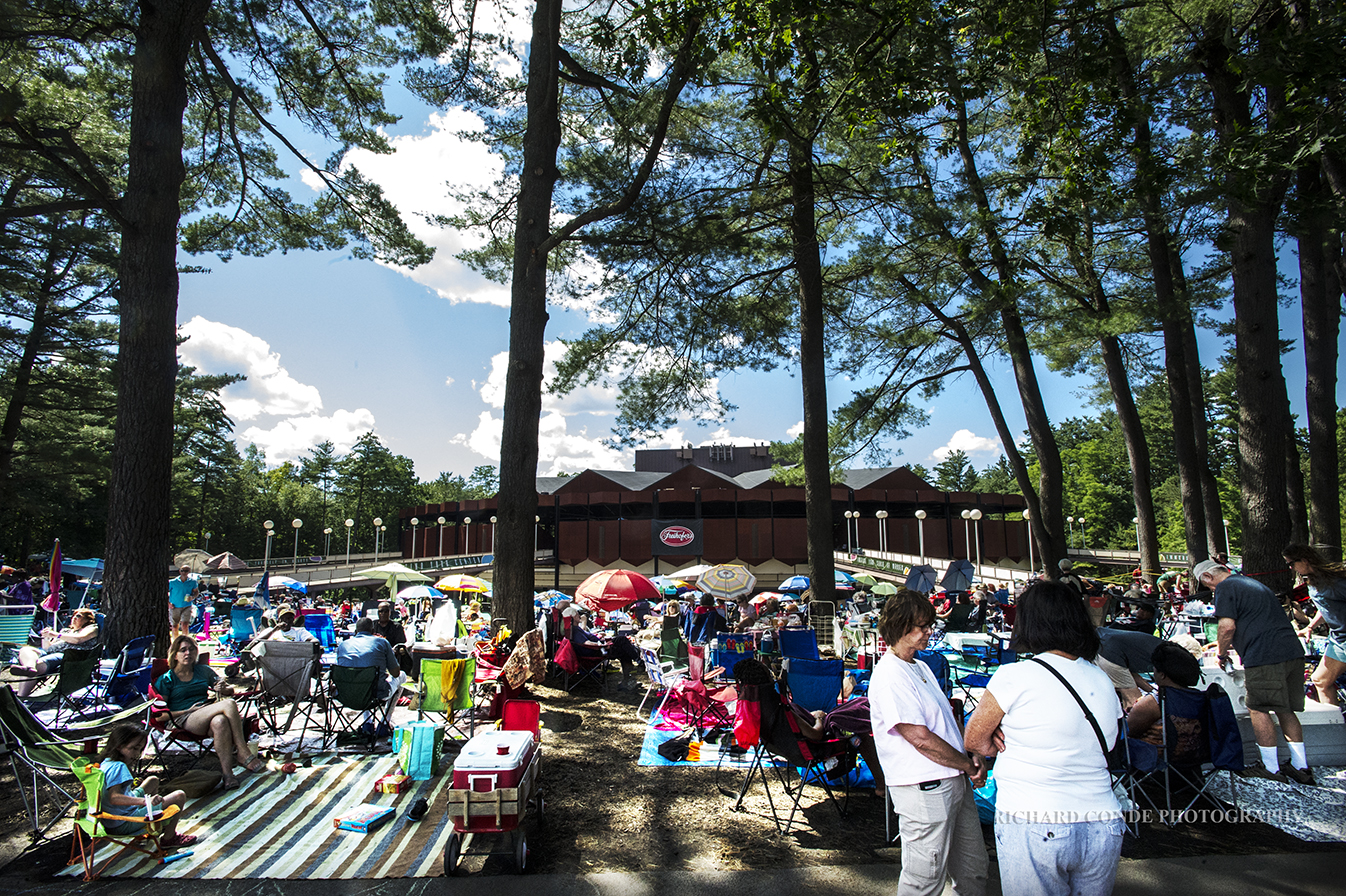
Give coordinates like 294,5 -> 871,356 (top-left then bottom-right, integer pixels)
373,517 -> 383,561
324,527 -> 332,557
263,520 -> 274,575
534,515 -> 541,554
915,510 -> 927,564
1132,516 -> 1140,553
1023,507 -> 1033,576
876,510 -> 888,553
437,517 -> 446,557
1222,517 -> 1231,557
1078,517 -> 1087,551
489,516 -> 497,553
291,519 -> 302,572
204,531 -> 212,552
961,509 -> 972,559
344,518 -> 354,565
463,517 -> 472,554
843,510 -> 855,553
410,517 -> 419,559
970,509 -> 982,572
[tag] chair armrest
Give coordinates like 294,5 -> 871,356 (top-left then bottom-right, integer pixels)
95,804 -> 180,824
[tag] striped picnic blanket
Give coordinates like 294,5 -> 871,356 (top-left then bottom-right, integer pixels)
59,755 -> 460,879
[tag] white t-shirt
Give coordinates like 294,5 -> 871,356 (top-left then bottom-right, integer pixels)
869,650 -> 966,786
985,653 -> 1122,822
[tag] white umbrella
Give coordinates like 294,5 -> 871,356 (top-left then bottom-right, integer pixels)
668,563 -> 713,581
354,562 -> 431,598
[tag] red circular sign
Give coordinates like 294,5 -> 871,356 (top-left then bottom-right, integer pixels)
660,526 -> 695,547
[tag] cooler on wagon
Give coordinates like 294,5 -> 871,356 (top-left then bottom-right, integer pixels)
450,729 -> 535,832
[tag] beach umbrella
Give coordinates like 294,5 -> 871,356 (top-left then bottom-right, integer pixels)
434,573 -> 491,593
397,584 -> 445,602
853,573 -> 878,588
941,560 -> 975,593
355,562 -> 431,598
268,574 -> 308,594
534,589 -> 569,608
835,569 -> 857,589
698,564 -> 757,600
668,563 -> 713,581
206,551 -> 249,571
905,565 -> 938,593
649,575 -> 693,596
779,575 -> 810,592
872,582 -> 899,596
575,569 -> 661,612
43,540 -> 61,623
173,549 -> 212,573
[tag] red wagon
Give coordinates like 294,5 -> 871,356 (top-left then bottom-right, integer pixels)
443,700 -> 543,874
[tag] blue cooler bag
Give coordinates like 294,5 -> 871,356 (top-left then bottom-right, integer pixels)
393,720 -> 444,780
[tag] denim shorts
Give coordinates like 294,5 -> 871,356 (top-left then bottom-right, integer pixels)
995,817 -> 1124,896
1323,638 -> 1346,664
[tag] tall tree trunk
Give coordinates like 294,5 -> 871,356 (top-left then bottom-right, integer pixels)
490,0 -> 562,638
103,0 -> 212,654
1297,163 -> 1342,556
1099,335 -> 1161,582
1198,22 -> 1292,587
1180,312 -> 1225,554
788,47 -> 835,608
0,238 -> 56,507
1284,414 -> 1310,544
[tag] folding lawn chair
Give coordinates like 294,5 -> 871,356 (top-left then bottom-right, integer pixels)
325,665 -> 393,750
0,609 -> 37,652
0,685 -> 89,838
778,627 -> 820,661
34,646 -> 103,728
247,639 -> 324,749
659,615 -> 689,667
302,613 -> 338,650
710,633 -> 755,679
228,607 -> 265,650
85,636 -> 155,719
416,656 -> 478,740
731,680 -> 855,834
780,656 -> 843,712
636,646 -> 686,720
67,759 -> 182,881
554,635 -> 610,693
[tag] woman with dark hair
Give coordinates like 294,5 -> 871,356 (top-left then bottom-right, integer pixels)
869,588 -> 988,896
964,581 -> 1123,896
1284,543 -> 1346,706
1125,642 -> 1203,744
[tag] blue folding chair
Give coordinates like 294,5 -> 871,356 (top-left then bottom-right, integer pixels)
781,656 -> 844,712
229,607 -> 264,648
778,627 -> 820,660
915,649 -> 952,697
302,613 -> 337,650
709,633 -> 755,678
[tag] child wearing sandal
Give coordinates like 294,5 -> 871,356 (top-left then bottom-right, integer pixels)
155,634 -> 264,789
97,724 -> 196,848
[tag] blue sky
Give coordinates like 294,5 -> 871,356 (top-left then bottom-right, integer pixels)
175,87 -> 1339,484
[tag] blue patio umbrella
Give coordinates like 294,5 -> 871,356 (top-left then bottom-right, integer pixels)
779,575 -> 810,592
835,569 -> 857,590
253,570 -> 271,610
941,560 -> 975,593
905,564 -> 938,593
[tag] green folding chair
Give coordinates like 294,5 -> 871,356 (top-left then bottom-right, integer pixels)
417,656 -> 477,739
0,685 -> 87,838
67,759 -> 181,880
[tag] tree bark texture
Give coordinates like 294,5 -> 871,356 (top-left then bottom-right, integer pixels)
1099,335 -> 1161,582
0,238 -> 55,508
1297,163 -> 1342,555
1180,313 -> 1225,554
493,0 -> 562,637
104,0 -> 212,654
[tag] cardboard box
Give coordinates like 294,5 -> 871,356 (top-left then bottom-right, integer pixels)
334,803 -> 395,833
375,774 -> 410,794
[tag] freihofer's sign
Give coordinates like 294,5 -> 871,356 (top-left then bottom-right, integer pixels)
651,519 -> 703,555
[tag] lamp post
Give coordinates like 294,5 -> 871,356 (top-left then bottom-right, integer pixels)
324,527 -> 332,557
263,520 -> 274,575
844,510 -> 856,553
462,516 -> 471,554
1078,517 -> 1087,551
1023,507 -> 1034,575
1066,516 -> 1075,550
204,531 -> 212,552
489,516 -> 497,553
534,515 -> 541,554
291,519 -> 302,572
344,518 -> 354,565
437,516 -> 446,557
915,510 -> 927,564
961,509 -> 972,559
1222,517 -> 1231,556
1132,516 -> 1140,553
373,517 -> 383,560
410,517 -> 419,559
876,510 -> 889,554
970,508 -> 982,571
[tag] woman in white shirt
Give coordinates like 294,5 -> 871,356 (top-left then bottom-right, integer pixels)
964,581 -> 1124,896
869,589 -> 988,896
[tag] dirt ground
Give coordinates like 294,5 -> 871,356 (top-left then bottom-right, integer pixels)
0,674 -> 1339,879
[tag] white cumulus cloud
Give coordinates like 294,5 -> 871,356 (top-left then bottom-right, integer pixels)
930,428 -> 1002,462
786,420 -> 804,438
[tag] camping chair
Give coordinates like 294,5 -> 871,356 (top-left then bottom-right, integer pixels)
778,627 -> 820,661
302,613 -> 338,650
325,665 -> 393,750
67,759 -> 182,881
1125,683 -> 1245,826
247,639 -> 324,749
0,685 -> 88,838
416,656 -> 478,740
36,646 -> 103,728
553,636 -> 610,693
88,635 -> 155,716
659,615 -> 689,667
780,656 -> 843,713
228,606 -> 265,651
731,680 -> 855,834
0,609 -> 37,655
710,633 -> 755,679
943,603 -> 976,633
637,646 -> 686,720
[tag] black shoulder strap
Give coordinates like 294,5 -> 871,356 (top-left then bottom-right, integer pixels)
1030,656 -> 1111,758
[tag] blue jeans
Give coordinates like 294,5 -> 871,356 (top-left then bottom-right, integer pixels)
994,818 -> 1124,896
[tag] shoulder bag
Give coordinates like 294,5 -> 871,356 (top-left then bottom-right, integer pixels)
1030,657 -> 1127,772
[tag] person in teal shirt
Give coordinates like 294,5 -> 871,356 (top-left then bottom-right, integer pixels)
155,635 -> 262,790
167,566 -> 199,637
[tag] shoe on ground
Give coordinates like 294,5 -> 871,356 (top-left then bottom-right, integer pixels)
1239,761 -> 1288,783
1279,761 -> 1315,786
407,797 -> 428,821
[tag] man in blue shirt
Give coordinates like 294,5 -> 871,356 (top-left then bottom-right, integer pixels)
167,566 -> 199,637
335,617 -> 401,699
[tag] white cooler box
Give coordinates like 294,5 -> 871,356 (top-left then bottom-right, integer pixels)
453,729 -> 535,793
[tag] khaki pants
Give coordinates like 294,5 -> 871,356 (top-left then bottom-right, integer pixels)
888,775 -> 988,896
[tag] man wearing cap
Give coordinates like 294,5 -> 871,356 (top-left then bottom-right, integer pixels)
257,604 -> 318,643
168,566 -> 199,637
1057,558 -> 1084,597
1194,558 -> 1312,784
